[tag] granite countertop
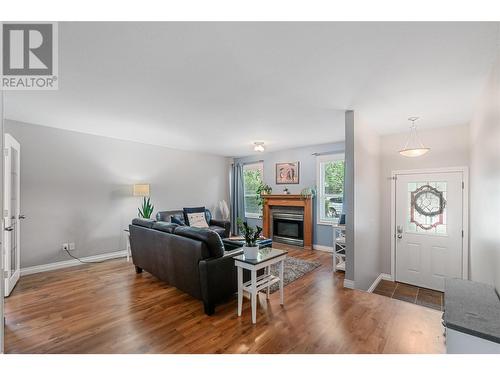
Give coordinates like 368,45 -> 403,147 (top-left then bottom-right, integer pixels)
444,278 -> 500,343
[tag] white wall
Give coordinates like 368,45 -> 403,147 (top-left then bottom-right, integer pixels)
379,124 -> 470,274
470,57 -> 500,291
353,112 -> 382,290
5,120 -> 230,268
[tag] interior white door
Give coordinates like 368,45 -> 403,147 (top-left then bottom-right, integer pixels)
3,134 -> 21,297
395,171 -> 464,291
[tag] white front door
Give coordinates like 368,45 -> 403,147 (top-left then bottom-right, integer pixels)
395,171 -> 465,291
3,134 -> 21,297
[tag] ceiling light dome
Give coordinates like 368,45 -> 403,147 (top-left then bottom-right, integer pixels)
254,142 -> 265,152
399,117 -> 430,157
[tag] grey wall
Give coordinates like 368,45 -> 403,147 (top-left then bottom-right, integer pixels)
469,57 -> 500,291
352,112 -> 382,291
5,120 -> 230,268
344,111 -> 355,282
0,91 -> 4,352
379,124 -> 470,275
234,141 -> 345,248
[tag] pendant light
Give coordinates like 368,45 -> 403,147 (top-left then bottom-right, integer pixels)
253,142 -> 265,152
399,117 -> 430,157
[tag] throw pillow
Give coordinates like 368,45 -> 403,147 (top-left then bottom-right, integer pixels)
171,215 -> 185,226
186,212 -> 209,228
183,207 -> 207,226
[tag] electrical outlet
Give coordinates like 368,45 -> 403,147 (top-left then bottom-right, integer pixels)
62,243 -> 69,251
69,242 -> 76,251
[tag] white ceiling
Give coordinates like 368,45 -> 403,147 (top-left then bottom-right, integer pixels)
4,22 -> 498,157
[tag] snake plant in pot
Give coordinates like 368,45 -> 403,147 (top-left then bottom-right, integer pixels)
138,197 -> 154,219
237,218 -> 262,259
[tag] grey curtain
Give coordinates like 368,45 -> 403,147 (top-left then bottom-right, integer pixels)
230,163 -> 245,235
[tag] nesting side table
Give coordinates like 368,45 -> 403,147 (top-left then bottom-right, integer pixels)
234,248 -> 287,324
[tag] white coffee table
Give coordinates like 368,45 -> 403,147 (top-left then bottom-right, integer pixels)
234,247 -> 287,324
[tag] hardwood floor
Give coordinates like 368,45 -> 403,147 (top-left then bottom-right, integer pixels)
4,244 -> 445,354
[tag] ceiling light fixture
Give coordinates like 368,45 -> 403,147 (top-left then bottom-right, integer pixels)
399,117 -> 430,157
254,142 -> 265,152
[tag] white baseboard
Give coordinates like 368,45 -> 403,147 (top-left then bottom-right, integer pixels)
21,250 -> 128,276
343,279 -> 355,289
367,273 -> 393,293
313,244 -> 333,253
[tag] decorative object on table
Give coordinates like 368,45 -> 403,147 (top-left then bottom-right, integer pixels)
255,182 -> 272,212
339,213 -> 346,225
219,200 -> 230,221
183,206 -> 209,228
237,218 -> 262,259
300,186 -> 316,198
138,197 -> 154,219
399,117 -> 430,157
283,187 -> 290,194
133,184 -> 154,219
276,161 -> 300,184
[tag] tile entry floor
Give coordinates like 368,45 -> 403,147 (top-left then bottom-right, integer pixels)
373,280 -> 444,311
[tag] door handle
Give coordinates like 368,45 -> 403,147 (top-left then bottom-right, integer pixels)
18,215 -> 26,219
396,225 -> 403,239
4,226 -> 13,232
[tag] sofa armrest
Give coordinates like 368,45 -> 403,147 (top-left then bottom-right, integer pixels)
210,219 -> 231,238
198,249 -> 243,314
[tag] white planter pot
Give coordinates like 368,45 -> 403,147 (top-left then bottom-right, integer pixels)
243,245 -> 259,259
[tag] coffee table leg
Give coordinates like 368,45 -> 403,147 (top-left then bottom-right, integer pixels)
251,269 -> 257,324
266,266 -> 270,299
279,259 -> 284,306
237,266 -> 243,316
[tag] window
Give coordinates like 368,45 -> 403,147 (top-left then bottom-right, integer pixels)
317,154 -> 345,225
243,162 -> 264,219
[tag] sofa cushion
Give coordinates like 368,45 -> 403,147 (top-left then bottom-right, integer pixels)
171,215 -> 186,226
152,222 -> 179,233
183,207 -> 208,227
209,225 -> 226,237
132,218 -> 156,228
174,226 -> 224,258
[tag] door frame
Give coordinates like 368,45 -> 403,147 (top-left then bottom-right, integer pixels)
3,133 -> 21,297
390,166 -> 469,282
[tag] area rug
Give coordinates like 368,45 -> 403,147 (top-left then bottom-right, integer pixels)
267,256 -> 321,294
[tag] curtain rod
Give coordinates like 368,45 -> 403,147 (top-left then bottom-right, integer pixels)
242,160 -> 264,165
311,151 -> 342,156
231,160 -> 264,166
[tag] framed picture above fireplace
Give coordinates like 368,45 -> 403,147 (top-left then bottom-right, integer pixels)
276,162 -> 300,184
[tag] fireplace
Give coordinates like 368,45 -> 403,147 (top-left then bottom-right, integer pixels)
262,194 -> 312,249
272,208 -> 304,247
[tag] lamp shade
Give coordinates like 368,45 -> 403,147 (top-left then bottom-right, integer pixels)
133,184 -> 150,197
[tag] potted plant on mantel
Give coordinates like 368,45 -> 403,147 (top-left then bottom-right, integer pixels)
237,218 -> 262,259
256,182 -> 272,215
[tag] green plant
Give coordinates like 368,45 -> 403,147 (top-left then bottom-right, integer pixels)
138,197 -> 154,219
256,182 -> 272,209
301,186 -> 317,198
237,218 -> 262,247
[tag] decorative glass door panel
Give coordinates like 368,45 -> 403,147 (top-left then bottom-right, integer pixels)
407,181 -> 447,235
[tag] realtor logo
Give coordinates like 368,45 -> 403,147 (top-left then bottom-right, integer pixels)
1,22 -> 58,90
